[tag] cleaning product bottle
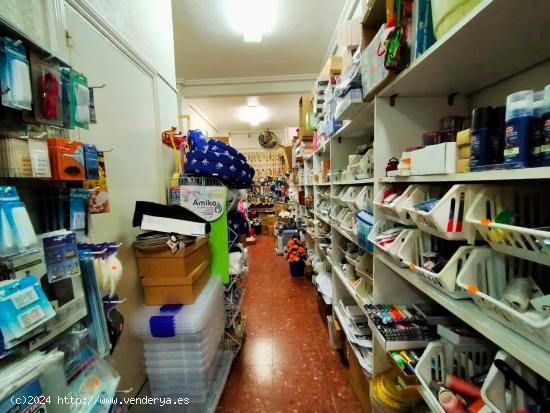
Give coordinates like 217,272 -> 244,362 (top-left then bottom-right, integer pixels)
504,90 -> 534,168
488,106 -> 505,165
470,107 -> 491,170
530,90 -> 544,166
541,84 -> 550,166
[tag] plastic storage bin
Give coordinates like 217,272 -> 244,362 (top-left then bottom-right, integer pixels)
367,220 -> 412,263
374,185 -> 415,225
341,210 -> 356,233
456,249 -> 550,351
404,184 -> 476,241
466,185 -> 550,266
348,149 -> 374,180
342,187 -> 360,211
431,0 -> 482,39
355,210 -> 374,253
397,230 -> 474,298
354,185 -> 373,212
333,187 -> 348,206
481,350 -> 550,413
416,341 -> 496,413
330,205 -> 343,221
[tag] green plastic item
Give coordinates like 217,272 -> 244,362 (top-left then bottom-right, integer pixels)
494,209 -> 516,225
69,69 -> 90,129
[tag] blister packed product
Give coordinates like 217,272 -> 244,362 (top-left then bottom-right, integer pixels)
0,37 -> 32,110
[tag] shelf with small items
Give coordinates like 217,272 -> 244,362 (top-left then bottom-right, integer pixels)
376,253 -> 550,381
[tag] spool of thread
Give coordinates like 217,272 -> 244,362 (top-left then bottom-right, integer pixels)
502,277 -> 532,312
438,388 -> 466,413
445,374 -> 481,399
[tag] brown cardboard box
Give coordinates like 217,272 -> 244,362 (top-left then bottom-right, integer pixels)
320,56 -> 343,79
321,160 -> 331,182
135,237 -> 210,279
346,342 -> 372,412
299,95 -> 314,139
141,260 -> 210,305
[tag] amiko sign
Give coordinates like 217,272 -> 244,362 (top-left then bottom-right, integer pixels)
180,186 -> 227,222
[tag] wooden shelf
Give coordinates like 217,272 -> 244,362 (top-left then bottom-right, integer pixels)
379,0 -> 550,98
377,254 -> 550,382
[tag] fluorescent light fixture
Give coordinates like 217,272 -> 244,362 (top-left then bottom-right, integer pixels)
240,104 -> 268,126
226,0 -> 278,43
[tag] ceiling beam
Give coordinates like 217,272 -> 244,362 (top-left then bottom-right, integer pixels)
177,74 -> 316,98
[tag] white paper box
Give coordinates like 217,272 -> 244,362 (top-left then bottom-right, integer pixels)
411,142 -> 457,175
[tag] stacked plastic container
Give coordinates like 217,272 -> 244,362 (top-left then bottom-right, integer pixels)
134,278 -> 225,403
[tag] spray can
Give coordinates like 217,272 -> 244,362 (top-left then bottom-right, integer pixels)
531,91 -> 545,166
470,107 -> 491,169
541,84 -> 550,166
504,90 -> 534,168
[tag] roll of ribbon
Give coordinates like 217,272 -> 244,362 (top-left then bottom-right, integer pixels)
438,388 -> 466,413
502,277 -> 531,312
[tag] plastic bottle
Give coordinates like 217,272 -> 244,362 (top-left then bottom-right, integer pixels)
541,84 -> 550,166
530,90 -> 544,166
470,107 -> 491,170
504,90 -> 534,168
488,106 -> 505,165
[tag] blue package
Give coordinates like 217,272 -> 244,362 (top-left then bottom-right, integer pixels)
356,210 -> 374,253
0,379 -> 48,412
0,277 -> 55,348
41,230 -> 81,282
83,144 -> 100,179
504,91 -> 534,168
69,188 -> 90,232
415,0 -> 436,58
0,37 -> 33,110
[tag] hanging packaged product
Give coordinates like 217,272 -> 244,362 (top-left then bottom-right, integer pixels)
0,132 -> 32,178
69,188 -> 90,236
83,151 -> 110,214
29,51 -> 63,126
542,84 -> 550,166
83,144 -> 100,179
0,276 -> 56,348
503,90 -> 534,168
60,66 -> 73,128
28,138 -> 51,178
69,69 -> 90,129
41,230 -> 81,283
0,186 -> 38,257
48,137 -> 85,180
0,37 -> 32,110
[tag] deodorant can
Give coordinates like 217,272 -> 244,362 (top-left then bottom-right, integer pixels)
470,107 -> 491,169
504,90 -> 534,168
541,84 -> 550,166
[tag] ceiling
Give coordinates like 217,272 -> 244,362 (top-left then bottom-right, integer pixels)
191,94 -> 301,132
172,0 -> 347,80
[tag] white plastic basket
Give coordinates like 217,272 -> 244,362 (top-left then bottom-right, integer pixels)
334,187 -> 348,206
356,252 -> 374,281
346,154 -> 362,180
345,250 -> 362,268
367,220 -> 412,263
373,185 -> 415,225
397,230 -> 474,298
354,185 -> 374,212
330,205 -> 343,221
343,186 -> 361,211
341,211 -> 356,233
416,341 -> 496,413
336,207 -> 351,225
481,350 -> 550,413
465,185 -> 550,266
456,249 -> 550,351
405,184 -> 477,241
348,149 -> 374,180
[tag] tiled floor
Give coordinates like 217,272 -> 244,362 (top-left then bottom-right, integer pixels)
217,235 -> 363,413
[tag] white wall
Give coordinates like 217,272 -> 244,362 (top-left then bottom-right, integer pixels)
178,94 -> 221,137
79,0 -> 176,84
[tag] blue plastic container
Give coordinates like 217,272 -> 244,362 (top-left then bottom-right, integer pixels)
356,210 -> 374,253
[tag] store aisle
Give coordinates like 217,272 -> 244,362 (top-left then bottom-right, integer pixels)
217,236 -> 362,413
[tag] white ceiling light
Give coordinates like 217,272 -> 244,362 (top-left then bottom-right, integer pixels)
240,104 -> 268,126
226,0 -> 278,43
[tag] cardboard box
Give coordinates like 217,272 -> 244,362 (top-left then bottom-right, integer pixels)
346,342 -> 372,412
316,291 -> 332,322
411,142 -> 457,175
299,95 -> 314,139
320,56 -> 343,79
321,160 -> 331,182
328,316 -> 345,350
141,259 -> 210,305
135,237 -> 210,279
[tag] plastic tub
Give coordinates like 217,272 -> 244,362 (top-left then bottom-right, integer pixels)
481,350 -> 550,413
348,149 -> 374,180
355,210 -> 375,253
431,0 -> 482,39
397,230 -> 474,298
373,185 -> 415,225
404,184 -> 476,241
367,220 -> 411,263
416,341 -> 496,413
354,185 -> 374,212
465,185 -> 550,266
343,187 -> 360,211
456,249 -> 550,351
